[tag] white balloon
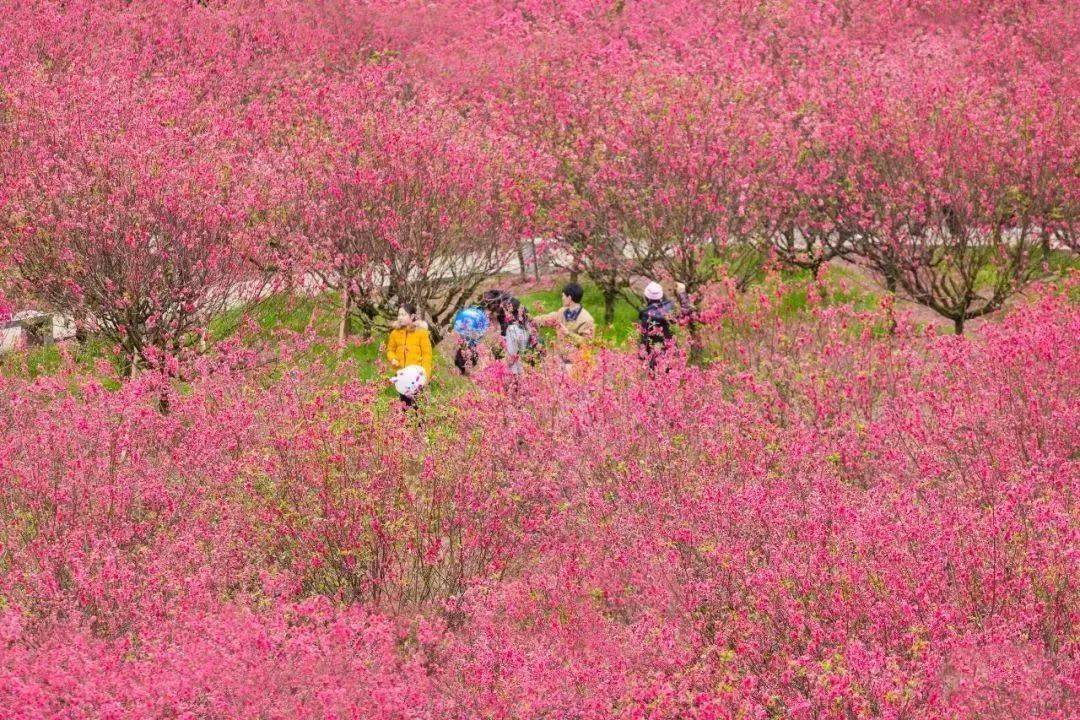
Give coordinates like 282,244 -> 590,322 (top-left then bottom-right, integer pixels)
393,365 -> 427,397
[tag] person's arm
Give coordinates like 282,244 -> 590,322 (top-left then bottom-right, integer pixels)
535,309 -> 560,326
419,329 -> 433,378
386,330 -> 401,368
674,283 -> 694,321
577,312 -> 596,341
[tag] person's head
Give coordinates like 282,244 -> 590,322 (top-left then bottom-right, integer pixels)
479,289 -> 502,318
644,281 -> 664,302
479,290 -> 512,328
397,302 -> 419,327
478,290 -> 505,311
561,282 -> 584,307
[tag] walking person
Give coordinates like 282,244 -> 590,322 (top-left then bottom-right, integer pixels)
536,282 -> 596,372
479,290 -> 541,378
639,281 -> 676,370
386,302 -> 432,407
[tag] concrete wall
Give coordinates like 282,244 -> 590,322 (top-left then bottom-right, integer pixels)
0,313 -> 77,354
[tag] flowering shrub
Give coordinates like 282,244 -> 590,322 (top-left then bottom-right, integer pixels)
0,285 -> 1075,718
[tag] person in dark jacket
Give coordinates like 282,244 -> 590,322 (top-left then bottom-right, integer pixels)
453,342 -> 480,376
639,281 -> 676,369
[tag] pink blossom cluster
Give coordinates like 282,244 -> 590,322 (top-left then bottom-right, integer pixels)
0,285 -> 1075,718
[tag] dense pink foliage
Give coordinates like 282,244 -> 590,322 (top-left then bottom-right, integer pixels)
0,2 -> 1077,715
1,0 -> 1076,340
1,287 -> 1076,717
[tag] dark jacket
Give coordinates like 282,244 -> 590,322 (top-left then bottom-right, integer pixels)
639,299 -> 675,350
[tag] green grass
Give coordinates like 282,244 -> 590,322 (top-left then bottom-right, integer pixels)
210,292 -> 384,375
211,292 -> 474,406
0,336 -> 116,382
215,296 -> 404,412
772,265 -> 880,319
1048,249 -> 1080,273
209,293 -> 333,340
0,267 -> 876,378
515,262 -> 882,345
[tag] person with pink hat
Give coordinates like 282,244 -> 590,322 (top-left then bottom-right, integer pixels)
639,281 -> 676,368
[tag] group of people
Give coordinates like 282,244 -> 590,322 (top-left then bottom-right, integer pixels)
385,280 -> 690,407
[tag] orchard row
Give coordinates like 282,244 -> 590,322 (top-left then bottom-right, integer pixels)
0,0 -> 1075,371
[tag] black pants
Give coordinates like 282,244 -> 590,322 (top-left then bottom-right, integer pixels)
399,392 -> 418,409
641,343 -> 669,373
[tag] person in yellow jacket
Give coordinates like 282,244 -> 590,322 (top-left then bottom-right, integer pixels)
386,303 -> 432,407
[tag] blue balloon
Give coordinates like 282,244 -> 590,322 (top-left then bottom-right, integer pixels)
453,306 -> 490,342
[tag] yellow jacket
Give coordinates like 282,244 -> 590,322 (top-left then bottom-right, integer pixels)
387,321 -> 433,378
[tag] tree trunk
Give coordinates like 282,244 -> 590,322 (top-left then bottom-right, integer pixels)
884,301 -> 897,336
687,319 -> 706,366
338,287 -> 353,341
121,342 -> 139,379
884,270 -> 898,294
516,242 -> 527,279
812,262 -> 828,301
530,238 -> 541,281
953,316 -> 965,335
603,287 -> 616,325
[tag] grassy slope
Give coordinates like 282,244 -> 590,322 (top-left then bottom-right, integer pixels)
6,251 -> 1077,381
24,256 -> 1051,386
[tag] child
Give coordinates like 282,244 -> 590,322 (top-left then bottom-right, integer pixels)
479,290 -> 541,376
386,303 -> 432,406
453,339 -> 481,376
